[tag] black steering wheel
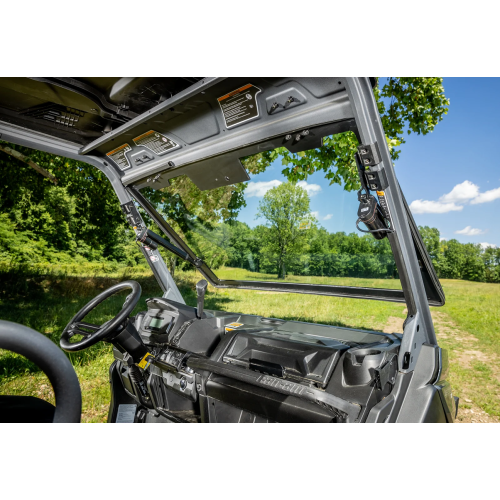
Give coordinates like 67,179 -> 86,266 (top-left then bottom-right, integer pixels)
60,281 -> 142,352
0,320 -> 81,423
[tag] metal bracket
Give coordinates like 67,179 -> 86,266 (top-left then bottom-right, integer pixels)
364,168 -> 389,192
120,201 -> 143,230
374,353 -> 398,390
357,142 -> 382,167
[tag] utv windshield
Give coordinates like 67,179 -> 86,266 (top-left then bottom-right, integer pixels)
139,165 -> 403,294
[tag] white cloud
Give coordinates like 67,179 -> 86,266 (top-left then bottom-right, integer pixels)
470,186 -> 500,205
440,237 -> 447,242
480,242 -> 498,249
297,180 -> 322,197
455,226 -> 486,236
409,199 -> 463,214
409,179 -> 500,214
439,180 -> 479,204
245,180 -> 282,197
310,211 -> 319,219
323,214 -> 333,220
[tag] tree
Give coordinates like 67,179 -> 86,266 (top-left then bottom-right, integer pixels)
257,182 -> 314,279
243,78 -> 450,192
0,141 -> 142,264
440,239 -> 465,279
461,243 -> 485,282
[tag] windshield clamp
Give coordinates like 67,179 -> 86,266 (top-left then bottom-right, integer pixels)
193,258 -> 204,268
357,142 -> 381,167
121,201 -> 144,230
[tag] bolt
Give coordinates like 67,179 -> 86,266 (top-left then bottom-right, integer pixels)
285,135 -> 292,141
168,161 -> 175,167
302,130 -> 309,136
295,134 -> 302,142
360,149 -> 367,155
225,176 -> 230,181
364,159 -> 371,165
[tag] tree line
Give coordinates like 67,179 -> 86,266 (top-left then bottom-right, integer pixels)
419,226 -> 500,283
182,220 -> 500,283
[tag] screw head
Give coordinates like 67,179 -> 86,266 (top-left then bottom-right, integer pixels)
285,135 -> 292,141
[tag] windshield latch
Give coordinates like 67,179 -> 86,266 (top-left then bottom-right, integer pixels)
358,142 -> 381,167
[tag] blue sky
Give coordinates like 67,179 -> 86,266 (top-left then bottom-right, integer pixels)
238,78 -> 500,249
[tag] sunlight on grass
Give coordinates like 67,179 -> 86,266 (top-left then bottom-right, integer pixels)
217,267 -> 403,290
1,265 -> 499,422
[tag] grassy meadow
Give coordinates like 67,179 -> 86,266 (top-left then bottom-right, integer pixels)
1,264 -> 499,422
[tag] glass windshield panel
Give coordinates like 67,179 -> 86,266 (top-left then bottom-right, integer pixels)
141,160 -> 402,291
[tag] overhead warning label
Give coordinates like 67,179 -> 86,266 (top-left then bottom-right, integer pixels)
107,144 -> 132,171
133,130 -> 179,156
218,84 -> 261,129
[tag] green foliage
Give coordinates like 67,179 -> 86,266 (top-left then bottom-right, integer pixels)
246,78 -> 449,191
0,140 -> 137,264
419,226 -> 499,283
257,182 -> 313,278
377,77 -> 450,161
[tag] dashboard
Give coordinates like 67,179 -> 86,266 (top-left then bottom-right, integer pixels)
111,297 -> 401,423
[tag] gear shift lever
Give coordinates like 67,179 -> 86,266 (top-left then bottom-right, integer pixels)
196,279 -> 208,319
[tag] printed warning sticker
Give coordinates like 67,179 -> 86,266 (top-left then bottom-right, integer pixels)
218,84 -> 261,129
107,144 -> 132,170
133,130 -> 179,156
116,404 -> 137,423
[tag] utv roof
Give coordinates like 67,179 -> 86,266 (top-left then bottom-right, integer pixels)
1,77 -> 375,192
0,77 -> 444,312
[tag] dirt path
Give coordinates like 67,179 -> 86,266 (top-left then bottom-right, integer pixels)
431,310 -> 500,423
382,316 -> 405,334
382,309 -> 500,423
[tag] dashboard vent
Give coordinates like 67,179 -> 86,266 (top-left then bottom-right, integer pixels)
22,104 -> 85,127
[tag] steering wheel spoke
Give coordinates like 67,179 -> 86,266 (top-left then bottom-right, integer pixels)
67,321 -> 100,338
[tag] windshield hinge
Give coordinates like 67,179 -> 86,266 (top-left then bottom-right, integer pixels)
121,201 -> 144,231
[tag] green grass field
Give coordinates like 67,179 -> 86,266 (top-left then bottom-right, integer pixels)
1,264 -> 499,422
